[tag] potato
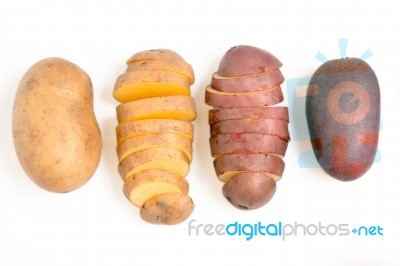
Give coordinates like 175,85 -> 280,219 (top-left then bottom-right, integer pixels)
118,147 -> 189,181
140,193 -> 194,225
113,71 -> 190,103
126,60 -> 194,84
218,45 -> 282,77
116,119 -> 194,143
12,57 -> 102,193
222,173 -> 276,210
210,133 -> 288,158
209,107 -> 289,124
116,95 -> 196,123
117,133 -> 193,162
123,169 -> 189,207
127,49 -> 184,63
211,69 -> 284,93
205,85 -> 283,108
306,57 -> 380,181
210,118 -> 290,140
214,154 -> 285,183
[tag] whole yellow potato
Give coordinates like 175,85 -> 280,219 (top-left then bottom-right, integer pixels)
12,57 -> 102,193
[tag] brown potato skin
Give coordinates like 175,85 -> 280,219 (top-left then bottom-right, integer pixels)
218,45 -> 282,77
140,193 -> 194,225
210,133 -> 288,157
223,173 -> 276,210
306,58 -> 380,181
205,85 -> 283,108
209,107 -> 289,124
211,69 -> 284,93
210,118 -> 290,139
12,57 -> 102,193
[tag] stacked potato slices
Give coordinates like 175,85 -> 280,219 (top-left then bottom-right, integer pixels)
114,49 -> 196,225
205,45 -> 290,210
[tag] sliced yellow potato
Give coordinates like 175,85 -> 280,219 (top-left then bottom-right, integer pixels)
126,60 -> 194,84
116,95 -> 196,123
118,147 -> 189,181
117,133 -> 193,162
113,71 -> 191,103
127,49 -> 184,63
116,119 -> 194,143
123,169 -> 189,207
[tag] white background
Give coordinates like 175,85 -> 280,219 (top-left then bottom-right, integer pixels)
1,0 -> 399,265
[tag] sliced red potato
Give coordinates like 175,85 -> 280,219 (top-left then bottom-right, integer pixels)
209,107 -> 289,124
205,85 -> 283,108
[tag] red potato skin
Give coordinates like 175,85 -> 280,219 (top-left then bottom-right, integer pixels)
211,69 -> 284,93
214,154 -> 285,181
209,107 -> 289,124
210,133 -> 288,157
218,45 -> 282,77
222,173 -> 277,210
210,118 -> 290,139
205,85 -> 283,108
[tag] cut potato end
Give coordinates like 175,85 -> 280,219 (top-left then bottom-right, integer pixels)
124,181 -> 184,208
126,60 -> 194,84
117,133 -> 193,162
140,193 -> 194,225
116,119 -> 194,143
114,82 -> 190,103
218,171 -> 281,183
127,49 -> 184,63
117,96 -> 196,123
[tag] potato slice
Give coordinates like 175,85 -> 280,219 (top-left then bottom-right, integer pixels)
117,133 -> 193,162
123,169 -> 189,208
210,133 -> 288,158
116,95 -> 196,123
140,193 -> 194,225
126,60 -> 194,84
214,154 -> 285,183
113,71 -> 191,103
210,118 -> 290,140
205,85 -> 283,108
116,119 -> 194,143
127,49 -> 184,63
211,69 -> 284,93
209,107 -> 289,124
118,147 -> 189,181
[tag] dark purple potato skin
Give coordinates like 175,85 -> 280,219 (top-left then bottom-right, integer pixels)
222,173 -> 276,210
306,58 -> 380,181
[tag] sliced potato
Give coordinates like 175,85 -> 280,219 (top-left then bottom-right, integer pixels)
214,154 -> 285,183
118,147 -> 189,181
113,71 -> 191,103
123,169 -> 189,207
205,85 -> 283,108
127,49 -> 184,63
126,60 -> 194,84
209,107 -> 289,124
117,133 -> 193,162
140,193 -> 194,225
116,119 -> 194,143
116,95 -> 196,123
